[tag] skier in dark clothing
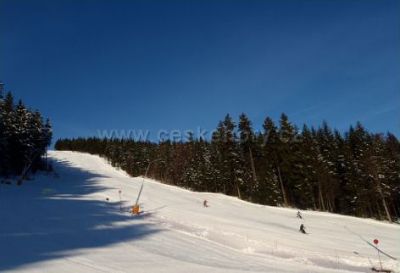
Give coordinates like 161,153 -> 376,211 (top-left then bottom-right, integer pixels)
203,200 -> 209,207
299,224 -> 306,234
297,211 -> 302,219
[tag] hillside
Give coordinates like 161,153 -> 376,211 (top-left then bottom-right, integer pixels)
0,151 -> 398,273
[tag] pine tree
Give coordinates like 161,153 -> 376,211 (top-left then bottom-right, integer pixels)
297,125 -> 319,209
369,134 -> 393,221
211,115 -> 245,198
346,122 -> 374,217
262,117 -> 285,206
384,133 -> 400,219
314,121 -> 340,212
0,87 -> 52,179
238,113 -> 258,200
277,113 -> 298,206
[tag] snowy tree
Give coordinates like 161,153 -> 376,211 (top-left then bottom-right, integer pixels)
238,113 -> 258,200
0,87 -> 52,179
262,116 -> 287,206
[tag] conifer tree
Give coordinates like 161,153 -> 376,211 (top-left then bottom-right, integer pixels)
262,117 -> 286,206
297,125 -> 319,209
0,87 -> 52,179
277,113 -> 297,206
238,113 -> 258,200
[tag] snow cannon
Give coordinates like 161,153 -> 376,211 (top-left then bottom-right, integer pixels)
132,204 -> 140,215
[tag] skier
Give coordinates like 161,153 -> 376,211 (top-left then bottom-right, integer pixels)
297,211 -> 302,219
203,200 -> 209,207
299,224 -> 306,234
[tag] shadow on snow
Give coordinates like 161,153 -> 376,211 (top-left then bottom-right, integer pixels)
0,157 -> 161,271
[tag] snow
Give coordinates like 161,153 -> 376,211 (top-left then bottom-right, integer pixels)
0,151 -> 399,273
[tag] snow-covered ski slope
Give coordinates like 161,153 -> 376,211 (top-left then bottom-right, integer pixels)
0,151 -> 399,273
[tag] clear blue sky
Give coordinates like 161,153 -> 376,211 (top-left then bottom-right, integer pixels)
1,0 -> 399,143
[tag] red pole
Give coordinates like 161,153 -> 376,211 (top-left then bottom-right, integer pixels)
373,239 -> 382,270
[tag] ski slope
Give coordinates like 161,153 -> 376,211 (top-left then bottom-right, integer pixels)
0,151 -> 399,273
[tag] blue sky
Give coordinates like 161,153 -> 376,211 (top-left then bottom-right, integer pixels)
1,0 -> 399,142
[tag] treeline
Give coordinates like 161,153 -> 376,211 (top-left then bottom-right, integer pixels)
0,85 -> 52,181
55,113 -> 400,222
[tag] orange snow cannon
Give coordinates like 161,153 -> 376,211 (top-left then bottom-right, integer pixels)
132,204 -> 140,215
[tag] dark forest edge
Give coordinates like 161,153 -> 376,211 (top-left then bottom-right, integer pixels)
55,113 -> 399,223
0,84 -> 52,184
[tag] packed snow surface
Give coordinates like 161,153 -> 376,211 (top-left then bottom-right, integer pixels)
0,151 -> 399,273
